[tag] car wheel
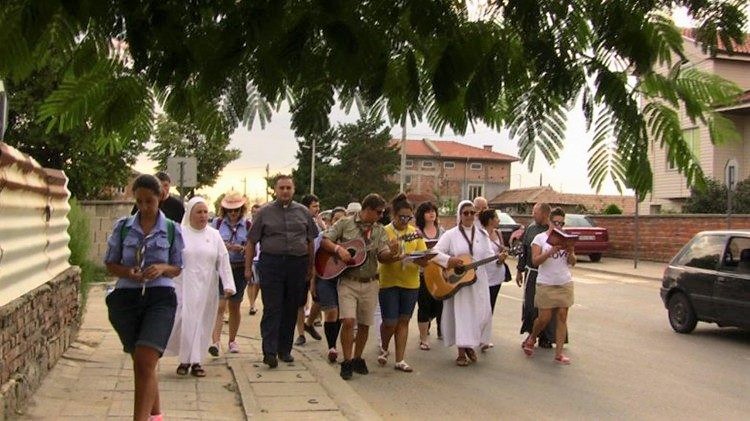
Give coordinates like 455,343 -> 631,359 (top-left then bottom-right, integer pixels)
589,253 -> 602,263
667,292 -> 698,334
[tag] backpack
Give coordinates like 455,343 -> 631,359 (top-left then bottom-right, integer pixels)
119,216 -> 175,248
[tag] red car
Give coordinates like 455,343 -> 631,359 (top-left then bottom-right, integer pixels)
563,214 -> 609,262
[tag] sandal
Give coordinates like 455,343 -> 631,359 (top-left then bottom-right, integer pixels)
522,339 -> 535,357
480,343 -> 494,352
377,346 -> 389,366
419,341 -> 430,351
455,355 -> 469,367
554,354 -> 571,365
394,361 -> 413,372
176,363 -> 190,376
190,364 -> 206,377
466,348 -> 477,362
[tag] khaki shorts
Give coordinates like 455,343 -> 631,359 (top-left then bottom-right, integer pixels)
535,282 -> 574,309
338,276 -> 380,326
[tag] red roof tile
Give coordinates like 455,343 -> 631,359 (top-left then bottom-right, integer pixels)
394,139 -> 519,162
681,28 -> 750,55
489,186 -> 636,214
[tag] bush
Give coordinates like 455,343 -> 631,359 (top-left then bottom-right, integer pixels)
602,204 -> 623,214
67,197 -> 106,308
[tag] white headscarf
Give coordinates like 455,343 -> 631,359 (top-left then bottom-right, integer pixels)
182,196 -> 208,229
456,200 -> 474,226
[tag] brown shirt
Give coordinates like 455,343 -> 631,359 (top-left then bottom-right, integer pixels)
323,213 -> 389,279
248,200 -> 318,256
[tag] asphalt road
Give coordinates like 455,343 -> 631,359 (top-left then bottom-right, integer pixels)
333,268 -> 750,420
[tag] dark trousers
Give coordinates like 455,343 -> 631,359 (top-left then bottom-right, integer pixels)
520,270 -> 555,343
489,284 -> 502,314
257,253 -> 309,357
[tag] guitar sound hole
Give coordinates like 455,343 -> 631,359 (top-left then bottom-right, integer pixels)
454,267 -> 465,276
347,248 -> 356,258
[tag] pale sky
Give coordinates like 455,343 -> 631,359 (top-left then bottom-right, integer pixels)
135,7 -> 746,203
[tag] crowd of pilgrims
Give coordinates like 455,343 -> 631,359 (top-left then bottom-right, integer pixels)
104,172 -> 576,421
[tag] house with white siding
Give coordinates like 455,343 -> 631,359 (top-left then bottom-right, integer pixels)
643,29 -> 750,214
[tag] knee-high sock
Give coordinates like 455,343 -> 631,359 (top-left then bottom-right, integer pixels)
324,320 -> 341,349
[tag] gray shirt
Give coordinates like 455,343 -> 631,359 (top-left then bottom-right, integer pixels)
248,200 -> 318,256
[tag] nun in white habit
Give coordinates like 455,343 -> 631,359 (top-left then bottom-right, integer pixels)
166,197 -> 235,377
431,200 -> 494,366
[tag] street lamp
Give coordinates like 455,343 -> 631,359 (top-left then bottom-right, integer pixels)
725,159 -> 737,229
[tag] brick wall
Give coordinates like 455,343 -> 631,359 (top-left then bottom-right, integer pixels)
0,266 -> 81,418
506,214 -> 750,262
79,201 -> 134,263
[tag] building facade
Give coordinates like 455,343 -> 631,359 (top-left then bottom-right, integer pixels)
644,30 -> 750,214
395,138 -> 518,204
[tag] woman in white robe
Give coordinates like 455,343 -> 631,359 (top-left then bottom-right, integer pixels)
431,200 -> 495,366
166,197 -> 235,377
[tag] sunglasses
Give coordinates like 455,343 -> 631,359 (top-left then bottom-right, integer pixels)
398,215 -> 414,221
227,209 -> 242,213
462,211 -> 476,216
552,220 -> 565,227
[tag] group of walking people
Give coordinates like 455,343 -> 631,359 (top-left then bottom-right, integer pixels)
103,172 -> 577,420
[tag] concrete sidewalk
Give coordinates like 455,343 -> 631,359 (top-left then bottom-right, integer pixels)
21,284 -> 380,420
572,256 -> 667,281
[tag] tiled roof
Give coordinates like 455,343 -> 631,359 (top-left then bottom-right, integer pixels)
489,186 -> 636,214
681,28 -> 750,55
394,139 -> 519,162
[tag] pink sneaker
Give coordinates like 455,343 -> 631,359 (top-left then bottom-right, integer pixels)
148,414 -> 163,421
228,341 -> 240,353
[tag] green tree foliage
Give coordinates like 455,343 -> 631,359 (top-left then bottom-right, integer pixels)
291,115 -> 399,207
602,204 -> 623,214
0,1 -> 746,197
291,129 -> 338,201
148,115 -> 241,198
4,63 -> 141,199
685,178 -> 750,214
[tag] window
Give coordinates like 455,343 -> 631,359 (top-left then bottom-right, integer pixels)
421,160 -> 435,169
468,184 -> 483,199
721,236 -> 750,270
684,127 -> 700,160
675,234 -> 724,270
443,161 -> 455,169
404,175 -> 412,185
405,159 -> 413,168
564,215 -> 595,227
470,162 -> 483,171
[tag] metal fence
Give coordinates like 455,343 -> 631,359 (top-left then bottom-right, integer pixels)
0,142 -> 71,306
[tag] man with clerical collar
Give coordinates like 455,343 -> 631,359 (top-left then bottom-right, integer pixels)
245,175 -> 318,368
320,193 -> 400,380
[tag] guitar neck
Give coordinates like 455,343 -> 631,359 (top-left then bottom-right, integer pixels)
464,255 -> 499,270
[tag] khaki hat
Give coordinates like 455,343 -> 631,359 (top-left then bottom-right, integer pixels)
221,191 -> 247,209
346,202 -> 362,215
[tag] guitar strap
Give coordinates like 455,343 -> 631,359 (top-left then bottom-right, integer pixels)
459,226 -> 475,255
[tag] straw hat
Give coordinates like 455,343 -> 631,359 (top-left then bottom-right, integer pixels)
221,191 -> 247,209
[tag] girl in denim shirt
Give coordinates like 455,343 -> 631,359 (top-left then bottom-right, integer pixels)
105,174 -> 184,421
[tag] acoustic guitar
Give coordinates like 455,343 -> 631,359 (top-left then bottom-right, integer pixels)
315,232 -> 422,280
423,244 -> 522,300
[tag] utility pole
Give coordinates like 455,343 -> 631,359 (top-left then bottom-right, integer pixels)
241,177 -> 247,197
310,137 -> 316,195
399,115 -> 407,193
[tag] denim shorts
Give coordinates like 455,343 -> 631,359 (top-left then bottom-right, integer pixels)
379,286 -> 419,323
106,286 -> 177,355
315,277 -> 339,310
218,264 -> 248,302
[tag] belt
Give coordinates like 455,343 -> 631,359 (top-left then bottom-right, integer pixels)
344,275 -> 378,283
230,261 -> 245,268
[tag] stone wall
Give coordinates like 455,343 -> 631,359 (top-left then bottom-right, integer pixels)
0,266 -> 81,419
79,201 -> 134,264
503,214 -> 750,262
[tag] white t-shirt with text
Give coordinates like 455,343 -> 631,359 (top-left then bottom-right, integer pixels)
531,231 -> 572,286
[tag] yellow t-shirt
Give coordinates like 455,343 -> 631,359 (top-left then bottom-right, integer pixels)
378,224 -> 427,289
